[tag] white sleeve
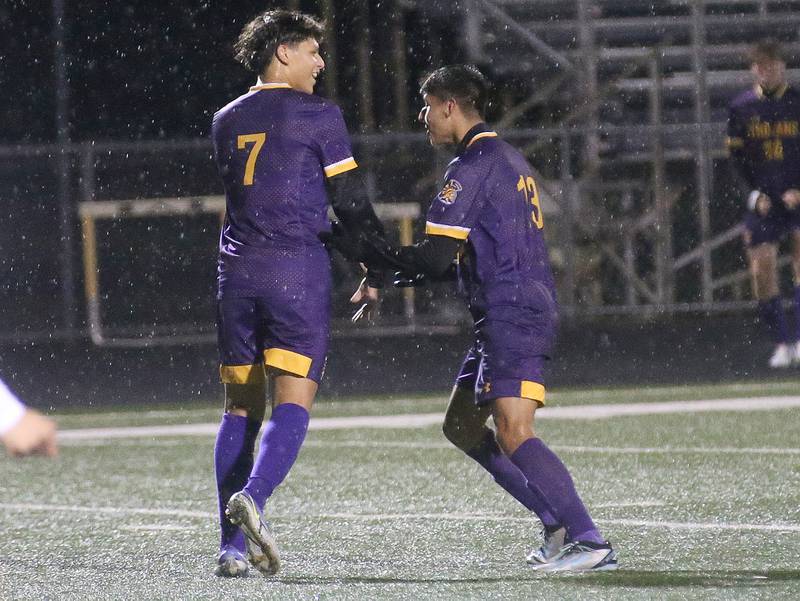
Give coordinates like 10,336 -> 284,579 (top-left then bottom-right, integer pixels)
0,379 -> 26,436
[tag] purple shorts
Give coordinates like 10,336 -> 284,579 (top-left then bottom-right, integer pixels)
744,206 -> 800,246
216,250 -> 331,384
456,305 -> 556,406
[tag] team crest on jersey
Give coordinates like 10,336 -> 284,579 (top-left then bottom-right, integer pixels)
437,179 -> 463,205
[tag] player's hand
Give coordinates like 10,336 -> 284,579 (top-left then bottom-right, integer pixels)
350,277 -> 380,323
360,231 -> 402,271
1,408 -> 58,458
393,271 -> 426,288
782,189 -> 800,210
755,193 -> 772,217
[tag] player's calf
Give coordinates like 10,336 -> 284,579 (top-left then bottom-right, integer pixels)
441,386 -> 492,452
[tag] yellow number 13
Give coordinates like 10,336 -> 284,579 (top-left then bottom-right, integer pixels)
517,174 -> 544,229
237,133 -> 266,185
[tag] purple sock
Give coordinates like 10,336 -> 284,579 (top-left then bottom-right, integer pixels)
244,403 -> 310,510
759,297 -> 790,343
214,413 -> 262,551
794,286 -> 800,340
510,437 -> 604,544
467,430 -> 560,528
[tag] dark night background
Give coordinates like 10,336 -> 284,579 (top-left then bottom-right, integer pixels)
3,1 -> 469,144
2,1 -> 798,408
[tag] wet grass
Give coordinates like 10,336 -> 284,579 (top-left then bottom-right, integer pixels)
1,381 -> 799,600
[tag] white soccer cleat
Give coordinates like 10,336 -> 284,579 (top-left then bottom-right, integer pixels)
768,343 -> 794,368
526,526 -> 567,569
538,540 -> 618,573
226,491 -> 281,576
214,547 -> 249,578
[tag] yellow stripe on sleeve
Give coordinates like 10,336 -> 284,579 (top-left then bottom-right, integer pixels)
425,222 -> 470,240
521,380 -> 546,405
220,364 -> 266,385
264,348 -> 313,377
726,136 -> 744,148
324,157 -> 358,178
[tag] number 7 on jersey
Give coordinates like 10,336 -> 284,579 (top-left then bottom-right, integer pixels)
237,133 -> 266,185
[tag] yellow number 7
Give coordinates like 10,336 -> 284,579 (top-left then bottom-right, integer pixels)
237,133 -> 266,186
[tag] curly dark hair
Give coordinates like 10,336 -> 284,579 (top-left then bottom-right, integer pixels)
419,65 -> 490,117
233,10 -> 324,75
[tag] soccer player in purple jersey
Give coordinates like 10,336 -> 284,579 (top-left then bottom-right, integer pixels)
350,65 -> 617,572
728,40 -> 800,368
210,10 -> 382,578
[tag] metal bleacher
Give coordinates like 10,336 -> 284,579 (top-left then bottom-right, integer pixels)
457,0 -> 800,310
475,0 -> 800,146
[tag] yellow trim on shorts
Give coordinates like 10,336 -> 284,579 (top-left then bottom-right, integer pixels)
264,348 -> 313,377
521,380 -> 546,405
220,364 -> 266,385
324,157 -> 358,178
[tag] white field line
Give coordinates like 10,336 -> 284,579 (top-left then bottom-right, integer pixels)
120,524 -> 187,531
57,436 -> 800,456
302,440 -> 800,456
1,502 -> 799,533
57,396 -> 800,442
61,381 -> 799,422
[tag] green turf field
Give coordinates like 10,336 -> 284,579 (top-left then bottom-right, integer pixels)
1,381 -> 799,600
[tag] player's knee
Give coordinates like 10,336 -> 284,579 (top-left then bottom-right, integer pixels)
494,419 -> 533,456
224,383 -> 267,421
441,415 -> 483,452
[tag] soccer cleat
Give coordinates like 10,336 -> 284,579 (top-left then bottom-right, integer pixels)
526,526 -> 567,568
768,343 -> 793,368
214,547 -> 249,578
539,540 -> 618,573
226,491 -> 281,576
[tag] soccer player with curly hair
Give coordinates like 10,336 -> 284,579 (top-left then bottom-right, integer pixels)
210,9 -> 382,578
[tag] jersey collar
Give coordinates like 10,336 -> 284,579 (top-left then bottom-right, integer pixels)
456,123 -> 498,156
250,78 -> 292,92
755,83 -> 788,99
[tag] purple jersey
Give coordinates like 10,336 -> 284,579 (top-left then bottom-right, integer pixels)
728,84 -> 800,202
425,124 -> 556,316
212,83 -> 357,298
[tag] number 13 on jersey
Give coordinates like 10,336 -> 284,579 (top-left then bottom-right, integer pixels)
517,174 -> 544,229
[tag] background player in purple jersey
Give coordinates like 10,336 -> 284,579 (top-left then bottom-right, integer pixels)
728,40 -> 800,368
210,10 -> 382,578
344,65 -> 617,572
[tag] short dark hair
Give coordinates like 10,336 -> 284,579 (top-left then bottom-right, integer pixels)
749,39 -> 784,65
420,65 -> 489,117
233,10 -> 324,74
